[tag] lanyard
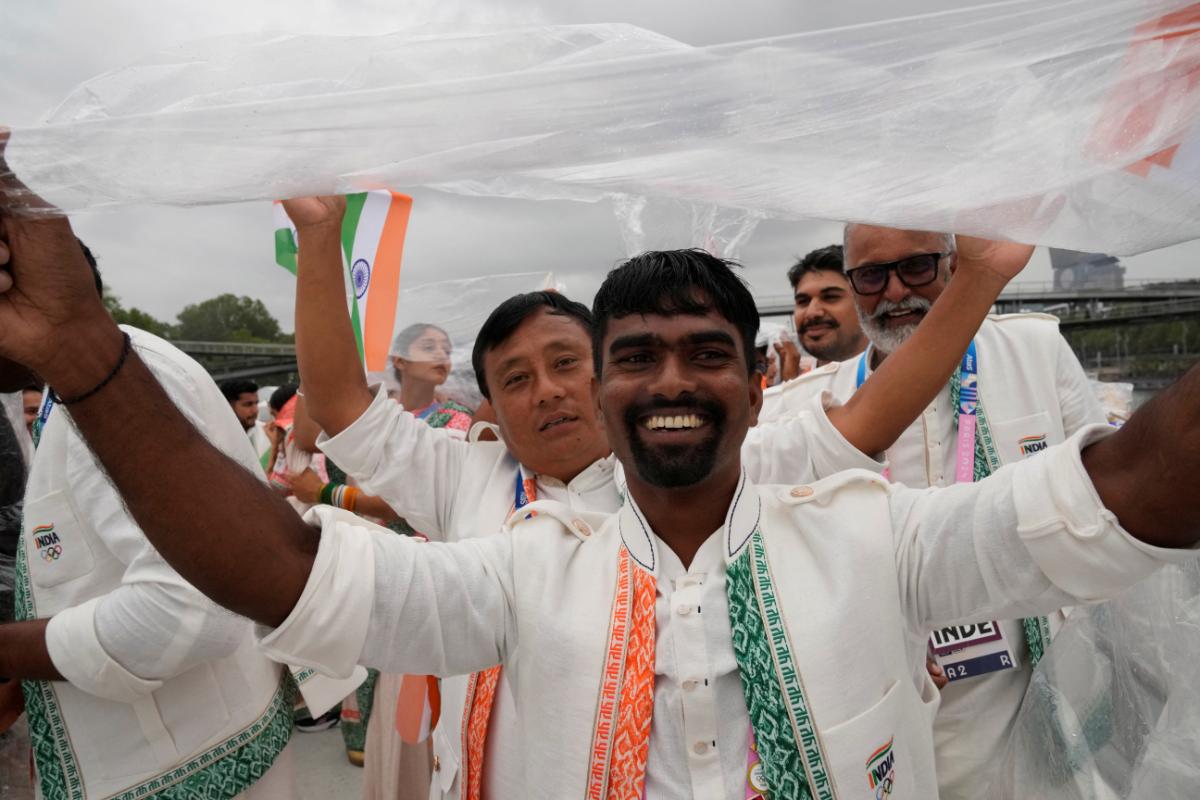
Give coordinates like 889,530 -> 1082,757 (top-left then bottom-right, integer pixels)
953,340 -> 980,484
31,390 -> 54,450
513,468 -> 538,521
855,340 -> 978,484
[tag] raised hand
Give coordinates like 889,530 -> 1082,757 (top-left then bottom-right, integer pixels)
281,195 -> 346,232
953,235 -> 1034,283
0,128 -> 122,393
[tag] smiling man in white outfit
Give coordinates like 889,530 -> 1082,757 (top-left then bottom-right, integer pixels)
283,195 -> 1034,799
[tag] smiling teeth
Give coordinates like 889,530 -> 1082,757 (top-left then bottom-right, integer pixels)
646,414 -> 703,430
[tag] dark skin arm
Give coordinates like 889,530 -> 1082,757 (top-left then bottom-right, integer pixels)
1083,362 -> 1200,548
0,619 -> 62,680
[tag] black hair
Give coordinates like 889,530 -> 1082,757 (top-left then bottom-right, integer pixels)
268,384 -> 298,413
591,248 -> 759,377
785,244 -> 845,290
471,291 -> 593,399
79,238 -> 102,297
219,379 -> 259,403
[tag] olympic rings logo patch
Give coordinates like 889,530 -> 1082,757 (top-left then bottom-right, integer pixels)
31,524 -> 64,564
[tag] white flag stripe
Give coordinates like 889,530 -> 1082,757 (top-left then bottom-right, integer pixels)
347,191 -> 392,316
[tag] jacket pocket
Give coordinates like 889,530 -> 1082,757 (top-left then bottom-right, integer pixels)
989,411 -> 1058,465
23,489 -> 96,590
821,681 -> 920,799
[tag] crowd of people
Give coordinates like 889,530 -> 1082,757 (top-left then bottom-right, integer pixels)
0,135 -> 1198,800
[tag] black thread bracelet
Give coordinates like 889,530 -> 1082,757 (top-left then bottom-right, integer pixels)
50,331 -> 132,406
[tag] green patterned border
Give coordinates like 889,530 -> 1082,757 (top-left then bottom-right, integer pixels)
16,523 -> 294,800
728,531 -> 834,800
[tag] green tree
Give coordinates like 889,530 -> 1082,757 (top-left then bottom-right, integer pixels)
175,294 -> 283,343
102,288 -> 174,339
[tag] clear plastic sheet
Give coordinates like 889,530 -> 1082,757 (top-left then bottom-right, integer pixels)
7,0 -> 1200,255
988,560 -> 1200,799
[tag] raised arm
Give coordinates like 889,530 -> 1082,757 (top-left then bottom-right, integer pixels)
827,237 -> 1033,457
285,196 -> 374,436
1082,360 -> 1200,548
0,134 -> 316,627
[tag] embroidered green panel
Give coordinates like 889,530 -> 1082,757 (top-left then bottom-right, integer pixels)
728,531 -> 834,800
16,525 -> 295,800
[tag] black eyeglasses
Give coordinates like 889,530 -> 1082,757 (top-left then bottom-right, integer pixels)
846,253 -> 946,296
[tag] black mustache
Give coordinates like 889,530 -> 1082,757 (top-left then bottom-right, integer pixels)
801,317 -> 838,333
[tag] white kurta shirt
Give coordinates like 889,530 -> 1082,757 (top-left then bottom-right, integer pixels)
318,385 -> 879,799
759,313 -> 1107,800
264,426 -> 1197,800
24,327 -> 294,799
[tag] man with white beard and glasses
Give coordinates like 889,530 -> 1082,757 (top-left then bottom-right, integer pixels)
759,223 -> 1107,799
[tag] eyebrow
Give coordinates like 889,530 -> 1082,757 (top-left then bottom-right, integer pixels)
607,329 -> 738,353
493,338 -> 588,374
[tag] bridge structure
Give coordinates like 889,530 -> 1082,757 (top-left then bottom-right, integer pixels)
755,278 -> 1199,390
172,340 -> 297,382
756,278 -> 1200,331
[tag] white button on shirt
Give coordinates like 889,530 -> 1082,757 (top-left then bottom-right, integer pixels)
645,532 -> 750,800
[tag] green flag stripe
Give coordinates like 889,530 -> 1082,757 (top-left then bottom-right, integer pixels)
273,227 -> 298,275
340,192 -> 369,363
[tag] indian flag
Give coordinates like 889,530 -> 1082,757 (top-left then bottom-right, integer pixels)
274,190 -> 413,372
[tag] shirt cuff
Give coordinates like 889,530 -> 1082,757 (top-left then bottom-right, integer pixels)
316,383 -> 392,477
256,507 -> 378,679
1014,424 -> 1200,602
804,391 -> 887,475
46,597 -> 164,703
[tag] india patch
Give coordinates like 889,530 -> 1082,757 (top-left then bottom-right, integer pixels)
1018,433 -> 1049,456
32,524 -> 63,562
866,737 -> 896,799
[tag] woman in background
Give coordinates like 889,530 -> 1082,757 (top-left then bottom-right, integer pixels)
323,323 -> 472,797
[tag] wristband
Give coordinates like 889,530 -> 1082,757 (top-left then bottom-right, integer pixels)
50,332 -> 132,406
319,482 -> 338,506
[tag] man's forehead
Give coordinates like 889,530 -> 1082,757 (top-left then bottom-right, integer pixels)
845,226 -> 946,266
604,308 -> 739,344
795,270 -> 850,295
484,308 -> 590,368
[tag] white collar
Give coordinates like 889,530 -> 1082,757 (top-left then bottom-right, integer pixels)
617,469 -> 761,577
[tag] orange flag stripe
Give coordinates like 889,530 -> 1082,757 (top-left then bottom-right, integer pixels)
364,193 -> 413,372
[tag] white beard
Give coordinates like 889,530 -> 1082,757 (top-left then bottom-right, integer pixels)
856,296 -> 933,356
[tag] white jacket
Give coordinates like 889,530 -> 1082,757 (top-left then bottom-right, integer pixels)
318,384 -> 880,798
265,426 -> 1195,799
17,328 -> 294,800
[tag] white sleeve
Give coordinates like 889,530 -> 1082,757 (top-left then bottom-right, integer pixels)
46,334 -> 259,702
744,391 -> 883,485
317,385 -> 469,540
1054,333 -> 1109,434
891,425 -> 1200,634
258,506 -> 516,679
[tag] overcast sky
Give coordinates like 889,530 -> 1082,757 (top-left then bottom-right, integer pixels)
5,0 -> 1200,333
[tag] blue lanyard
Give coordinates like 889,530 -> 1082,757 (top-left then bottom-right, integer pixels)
854,341 -> 978,401
957,340 -> 979,417
31,391 -> 54,450
514,470 -> 532,511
